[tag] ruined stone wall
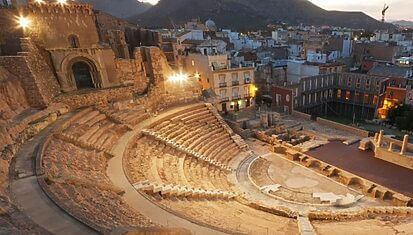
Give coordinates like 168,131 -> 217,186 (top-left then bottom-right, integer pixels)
0,66 -> 30,122
375,148 -> 413,171
0,8 -> 23,55
291,110 -> 312,121
0,38 -> 60,107
52,46 -> 201,112
115,58 -> 147,87
23,2 -> 100,49
316,117 -> 369,138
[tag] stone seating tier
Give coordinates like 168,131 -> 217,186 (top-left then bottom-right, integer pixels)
134,181 -> 237,200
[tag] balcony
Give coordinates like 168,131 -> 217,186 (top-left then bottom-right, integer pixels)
232,81 -> 240,86
232,94 -> 241,100
219,82 -> 227,88
220,97 -> 229,102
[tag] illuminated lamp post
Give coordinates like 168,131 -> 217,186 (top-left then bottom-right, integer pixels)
56,0 -> 68,5
168,72 -> 201,83
16,15 -> 31,33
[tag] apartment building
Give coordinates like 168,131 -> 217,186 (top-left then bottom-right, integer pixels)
213,63 -> 255,113
185,52 -> 255,113
295,73 -> 397,119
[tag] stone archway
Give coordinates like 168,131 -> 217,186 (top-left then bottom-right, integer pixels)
72,61 -> 94,90
58,53 -> 105,92
66,57 -> 101,91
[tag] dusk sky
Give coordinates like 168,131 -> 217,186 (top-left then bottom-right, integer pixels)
308,0 -> 412,21
139,0 -> 413,21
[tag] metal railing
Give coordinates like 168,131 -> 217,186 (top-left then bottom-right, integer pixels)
232,81 -> 240,86
219,82 -> 227,88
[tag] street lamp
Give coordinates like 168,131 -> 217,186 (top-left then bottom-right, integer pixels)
57,0 -> 68,5
168,73 -> 188,83
16,16 -> 31,30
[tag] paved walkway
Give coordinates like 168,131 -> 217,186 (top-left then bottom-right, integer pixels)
306,141 -> 413,197
107,103 -> 227,235
10,113 -> 97,235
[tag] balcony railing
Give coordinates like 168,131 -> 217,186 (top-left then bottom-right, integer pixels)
232,95 -> 241,100
219,82 -> 227,88
220,97 -> 229,102
232,81 -> 240,86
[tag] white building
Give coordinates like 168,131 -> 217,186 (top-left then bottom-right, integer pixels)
272,29 -> 288,43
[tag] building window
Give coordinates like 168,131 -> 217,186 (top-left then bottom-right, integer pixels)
192,60 -> 195,66
337,89 -> 342,98
244,72 -> 251,83
232,87 -> 239,99
244,86 -> 249,97
276,94 -> 281,106
366,78 -> 370,89
219,74 -> 226,87
364,94 -> 369,104
345,91 -> 351,100
286,94 -> 290,102
232,73 -> 239,85
356,78 -> 361,89
347,78 -> 352,87
220,89 -> 226,97
373,95 -> 378,105
68,35 -> 80,48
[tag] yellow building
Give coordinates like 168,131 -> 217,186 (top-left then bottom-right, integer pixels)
185,53 -> 255,112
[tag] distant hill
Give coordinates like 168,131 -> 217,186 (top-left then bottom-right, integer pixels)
81,0 -> 151,18
132,0 -> 395,30
391,20 -> 413,29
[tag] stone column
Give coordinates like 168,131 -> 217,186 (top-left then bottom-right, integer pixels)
400,135 -> 409,155
377,130 -> 384,147
388,142 -> 394,152
374,133 -> 379,142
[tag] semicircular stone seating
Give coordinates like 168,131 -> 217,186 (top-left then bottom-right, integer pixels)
142,104 -> 246,169
125,105 -> 300,234
40,106 -> 159,233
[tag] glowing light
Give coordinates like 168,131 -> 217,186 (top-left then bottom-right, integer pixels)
34,0 -> 45,3
16,16 -> 31,30
57,0 -> 68,5
138,0 -> 159,5
194,73 -> 200,79
168,73 -> 188,83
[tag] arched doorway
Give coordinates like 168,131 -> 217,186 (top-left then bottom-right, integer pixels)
72,62 -> 94,90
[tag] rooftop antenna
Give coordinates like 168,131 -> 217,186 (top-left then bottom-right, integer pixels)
382,4 -> 389,22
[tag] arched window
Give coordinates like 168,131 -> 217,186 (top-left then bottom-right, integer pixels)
68,35 -> 80,48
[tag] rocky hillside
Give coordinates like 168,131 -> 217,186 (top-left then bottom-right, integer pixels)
132,0 -> 394,30
81,0 -> 151,18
